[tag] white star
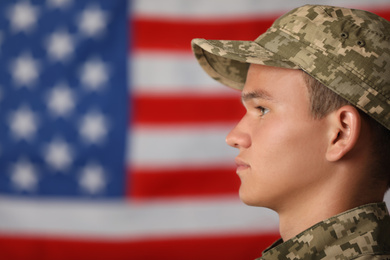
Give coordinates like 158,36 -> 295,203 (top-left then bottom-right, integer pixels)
10,158 -> 38,192
77,5 -> 108,37
10,52 -> 40,87
47,0 -> 73,9
79,162 -> 106,194
80,58 -> 109,91
8,105 -> 39,141
47,83 -> 76,117
79,110 -> 109,144
7,1 -> 40,33
43,138 -> 73,172
46,29 -> 74,62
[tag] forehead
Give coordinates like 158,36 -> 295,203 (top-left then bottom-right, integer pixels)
241,64 -> 310,105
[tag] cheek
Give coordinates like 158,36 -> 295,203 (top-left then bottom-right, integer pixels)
250,119 -> 327,174
239,123 -> 327,206
251,119 -> 295,154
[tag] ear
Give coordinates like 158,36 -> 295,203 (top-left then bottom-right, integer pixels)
326,105 -> 361,162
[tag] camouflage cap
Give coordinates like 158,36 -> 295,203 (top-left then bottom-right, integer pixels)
191,5 -> 390,130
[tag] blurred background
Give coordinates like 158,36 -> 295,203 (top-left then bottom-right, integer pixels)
0,0 -> 389,259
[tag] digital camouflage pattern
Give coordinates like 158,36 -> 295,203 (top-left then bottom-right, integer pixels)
191,5 -> 390,130
257,203 -> 390,260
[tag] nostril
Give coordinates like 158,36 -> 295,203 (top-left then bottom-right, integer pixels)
226,119 -> 251,148
226,132 -> 242,148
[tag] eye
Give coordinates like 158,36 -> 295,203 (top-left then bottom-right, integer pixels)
255,106 -> 269,117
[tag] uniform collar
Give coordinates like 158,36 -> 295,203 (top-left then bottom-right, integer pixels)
258,202 -> 390,259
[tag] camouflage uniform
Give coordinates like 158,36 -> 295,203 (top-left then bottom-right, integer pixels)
191,4 -> 390,260
257,203 -> 390,260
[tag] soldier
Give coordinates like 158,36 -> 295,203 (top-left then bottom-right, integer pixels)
191,5 -> 390,259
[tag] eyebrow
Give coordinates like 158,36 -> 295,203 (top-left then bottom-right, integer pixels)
241,90 -> 274,104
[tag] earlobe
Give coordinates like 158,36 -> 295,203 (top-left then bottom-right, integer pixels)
326,106 -> 361,162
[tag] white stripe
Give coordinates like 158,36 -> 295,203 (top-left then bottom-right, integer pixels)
2,193 -> 390,239
130,52 -> 238,95
128,124 -> 237,169
133,0 -> 390,18
0,196 -> 279,239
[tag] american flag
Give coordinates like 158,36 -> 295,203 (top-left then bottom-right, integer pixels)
0,0 -> 389,259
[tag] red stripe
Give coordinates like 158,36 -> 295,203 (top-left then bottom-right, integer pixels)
132,94 -> 244,124
0,232 -> 280,260
128,167 -> 239,199
132,17 -> 275,51
131,9 -> 390,52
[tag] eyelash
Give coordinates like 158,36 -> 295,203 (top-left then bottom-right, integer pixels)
255,106 -> 269,117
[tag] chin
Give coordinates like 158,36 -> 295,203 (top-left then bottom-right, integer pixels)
239,190 -> 262,207
238,188 -> 275,209
240,198 -> 266,208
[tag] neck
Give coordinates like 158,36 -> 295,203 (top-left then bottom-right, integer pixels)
276,169 -> 385,241
277,195 -> 348,241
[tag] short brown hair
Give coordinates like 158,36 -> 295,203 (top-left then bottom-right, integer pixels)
302,72 -> 390,189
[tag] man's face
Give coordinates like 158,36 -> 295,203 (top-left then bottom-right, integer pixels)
226,64 -> 330,211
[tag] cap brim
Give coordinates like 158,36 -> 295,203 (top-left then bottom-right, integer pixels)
191,38 -> 299,90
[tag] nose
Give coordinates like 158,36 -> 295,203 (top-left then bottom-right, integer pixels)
226,118 -> 251,149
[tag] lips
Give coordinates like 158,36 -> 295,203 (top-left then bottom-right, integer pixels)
235,157 -> 250,172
